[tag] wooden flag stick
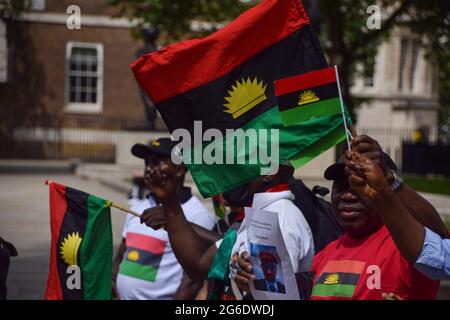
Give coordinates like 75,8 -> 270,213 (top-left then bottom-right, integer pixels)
45,180 -> 141,218
109,202 -> 142,218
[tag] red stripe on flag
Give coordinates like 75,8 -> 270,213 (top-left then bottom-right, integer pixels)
321,260 -> 366,274
126,232 -> 166,255
45,181 -> 67,300
274,66 -> 336,96
131,0 -> 310,104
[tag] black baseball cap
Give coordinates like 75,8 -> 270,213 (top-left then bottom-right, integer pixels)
324,152 -> 398,181
131,138 -> 178,159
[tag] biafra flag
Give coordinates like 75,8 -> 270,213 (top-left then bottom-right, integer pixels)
131,0 -> 348,198
45,181 -> 113,300
274,66 -> 342,127
311,260 -> 365,299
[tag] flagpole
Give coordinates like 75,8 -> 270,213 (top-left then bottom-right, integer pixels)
334,65 -> 352,150
109,202 -> 142,218
45,180 -> 142,218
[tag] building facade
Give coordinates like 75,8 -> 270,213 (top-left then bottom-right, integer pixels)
0,0 -> 148,123
352,26 -> 439,163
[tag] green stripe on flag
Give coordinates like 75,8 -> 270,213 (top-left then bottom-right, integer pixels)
186,107 -> 346,197
119,260 -> 158,282
79,195 -> 113,300
280,97 -> 341,127
311,283 -> 356,298
289,123 -> 346,168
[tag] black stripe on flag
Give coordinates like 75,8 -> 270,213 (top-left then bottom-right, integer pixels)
277,82 -> 339,112
56,187 -> 89,300
124,247 -> 163,269
315,272 -> 361,286
156,24 -> 327,136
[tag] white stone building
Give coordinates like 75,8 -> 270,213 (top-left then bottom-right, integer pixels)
353,26 -> 439,163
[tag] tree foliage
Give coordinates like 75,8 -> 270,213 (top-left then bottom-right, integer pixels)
108,0 -> 450,124
0,0 -> 31,19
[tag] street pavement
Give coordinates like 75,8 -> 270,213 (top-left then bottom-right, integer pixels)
0,173 -> 128,300
1,168 -> 449,299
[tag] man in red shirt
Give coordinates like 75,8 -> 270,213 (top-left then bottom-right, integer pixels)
308,149 -> 440,300
234,135 -> 444,300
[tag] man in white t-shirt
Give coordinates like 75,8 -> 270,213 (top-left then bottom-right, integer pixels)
112,138 -> 216,300
141,162 -> 314,300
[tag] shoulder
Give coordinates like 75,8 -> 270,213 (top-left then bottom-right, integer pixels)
182,196 -> 216,229
130,197 -> 155,213
267,198 -> 311,233
311,237 -> 341,272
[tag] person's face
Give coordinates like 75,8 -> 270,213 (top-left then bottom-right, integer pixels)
331,177 -> 383,238
143,153 -> 173,190
261,262 -> 277,282
222,176 -> 270,207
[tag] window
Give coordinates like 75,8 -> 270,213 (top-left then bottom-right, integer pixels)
398,37 -> 408,90
31,0 -> 46,11
409,39 -> 421,90
364,67 -> 375,87
65,42 -> 103,113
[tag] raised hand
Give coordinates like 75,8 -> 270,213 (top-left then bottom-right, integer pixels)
145,161 -> 179,203
345,151 -> 390,200
346,134 -> 388,174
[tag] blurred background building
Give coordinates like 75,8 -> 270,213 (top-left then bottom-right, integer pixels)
0,0 -> 448,172
353,26 -> 439,165
0,0 -> 166,164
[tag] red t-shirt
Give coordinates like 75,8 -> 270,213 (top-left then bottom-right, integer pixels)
310,225 -> 440,300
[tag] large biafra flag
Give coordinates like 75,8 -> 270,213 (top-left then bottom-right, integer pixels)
45,181 -> 113,300
131,0 -> 349,198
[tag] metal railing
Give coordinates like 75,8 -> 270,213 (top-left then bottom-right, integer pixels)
357,126 -> 439,169
0,114 -> 154,163
0,114 -> 444,165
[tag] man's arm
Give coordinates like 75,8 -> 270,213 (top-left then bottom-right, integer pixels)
159,201 -> 218,279
350,135 -> 448,238
140,206 -> 222,246
142,164 -> 218,280
392,182 -> 448,239
173,272 -> 205,300
191,223 -> 223,245
346,152 -> 425,263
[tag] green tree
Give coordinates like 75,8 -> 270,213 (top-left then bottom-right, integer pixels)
1,0 -> 31,19
109,0 -> 450,123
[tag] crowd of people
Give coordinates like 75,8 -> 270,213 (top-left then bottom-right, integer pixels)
112,134 -> 450,300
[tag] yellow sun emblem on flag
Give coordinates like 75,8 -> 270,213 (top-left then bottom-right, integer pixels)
127,250 -> 140,262
324,273 -> 340,285
298,89 -> 319,105
224,77 -> 267,119
60,232 -> 82,266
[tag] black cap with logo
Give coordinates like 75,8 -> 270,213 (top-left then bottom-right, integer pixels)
131,138 -> 178,159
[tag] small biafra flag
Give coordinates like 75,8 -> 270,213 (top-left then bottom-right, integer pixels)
311,260 -> 366,299
45,181 -> 113,300
274,66 -> 342,127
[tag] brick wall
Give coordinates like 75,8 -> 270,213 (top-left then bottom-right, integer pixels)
0,20 -> 146,122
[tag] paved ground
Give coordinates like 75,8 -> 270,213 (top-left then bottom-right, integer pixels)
0,173 -> 127,299
1,167 -> 449,299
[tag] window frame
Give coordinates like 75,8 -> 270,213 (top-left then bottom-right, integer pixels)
64,41 -> 104,113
